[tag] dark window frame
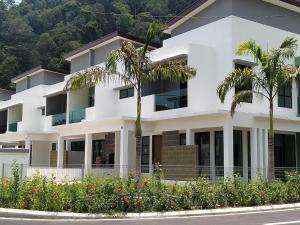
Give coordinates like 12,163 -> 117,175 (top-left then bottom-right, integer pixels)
120,87 -> 134,99
278,83 -> 292,108
179,133 -> 186,145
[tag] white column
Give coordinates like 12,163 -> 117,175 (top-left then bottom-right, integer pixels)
250,128 -> 258,179
223,119 -> 234,178
120,126 -> 129,177
186,129 -> 195,145
57,136 -> 64,168
242,130 -> 249,181
25,139 -> 31,166
210,131 -> 216,181
84,133 -> 92,171
66,140 -> 71,151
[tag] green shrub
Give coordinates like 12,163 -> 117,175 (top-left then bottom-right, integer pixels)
1,171 -> 300,214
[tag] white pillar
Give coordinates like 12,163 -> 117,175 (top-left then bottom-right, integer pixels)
66,140 -> 71,151
120,126 -> 129,177
186,129 -> 195,145
84,133 -> 92,171
242,130 -> 249,181
25,139 -> 31,165
210,131 -> 216,181
250,128 -> 258,179
223,119 -> 234,178
57,136 -> 64,168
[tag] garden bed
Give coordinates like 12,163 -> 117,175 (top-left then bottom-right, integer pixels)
0,166 -> 300,214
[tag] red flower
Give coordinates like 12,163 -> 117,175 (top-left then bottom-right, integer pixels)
111,201 -> 117,207
143,180 -> 148,188
32,188 -> 39,194
123,196 -> 129,203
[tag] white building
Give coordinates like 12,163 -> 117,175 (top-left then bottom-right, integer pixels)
0,0 -> 300,181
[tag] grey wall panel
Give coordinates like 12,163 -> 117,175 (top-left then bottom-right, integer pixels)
16,79 -> 28,93
71,53 -> 90,73
172,0 -> 300,36
43,71 -> 65,85
93,40 -> 122,65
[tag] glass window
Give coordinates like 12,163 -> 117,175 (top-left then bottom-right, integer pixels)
141,136 -> 150,173
51,143 -> 57,151
233,130 -> 243,176
180,133 -> 186,145
278,83 -> 292,108
120,87 -> 134,99
215,131 -> 224,177
89,87 -> 95,107
234,64 -> 253,103
71,141 -> 84,151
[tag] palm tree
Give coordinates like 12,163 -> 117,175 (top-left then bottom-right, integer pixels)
217,37 -> 299,180
66,22 -> 196,175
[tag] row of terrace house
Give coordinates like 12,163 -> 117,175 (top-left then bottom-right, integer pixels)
0,0 -> 300,181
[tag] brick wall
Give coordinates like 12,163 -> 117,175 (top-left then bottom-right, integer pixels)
160,145 -> 199,180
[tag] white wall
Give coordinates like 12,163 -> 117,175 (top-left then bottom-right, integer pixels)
0,152 -> 29,176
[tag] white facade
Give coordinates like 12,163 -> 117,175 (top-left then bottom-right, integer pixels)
1,0 -> 300,181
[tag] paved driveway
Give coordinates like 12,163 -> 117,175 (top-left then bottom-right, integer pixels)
0,208 -> 300,225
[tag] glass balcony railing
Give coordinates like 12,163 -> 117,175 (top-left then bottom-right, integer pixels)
52,113 -> 66,126
69,108 -> 86,124
155,88 -> 188,111
8,123 -> 17,132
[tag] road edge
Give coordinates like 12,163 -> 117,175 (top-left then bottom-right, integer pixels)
0,203 -> 300,219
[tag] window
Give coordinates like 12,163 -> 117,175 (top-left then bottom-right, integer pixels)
215,131 -> 224,177
41,108 -> 45,116
89,87 -> 95,107
120,87 -> 134,99
278,83 -> 292,108
234,64 -> 252,103
51,143 -> 57,151
233,130 -> 243,176
141,136 -> 150,173
179,133 -> 186,145
71,141 -> 84,151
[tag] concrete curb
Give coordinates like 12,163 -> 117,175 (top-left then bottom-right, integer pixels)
0,203 -> 300,220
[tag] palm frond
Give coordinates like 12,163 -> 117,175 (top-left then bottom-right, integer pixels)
143,21 -> 165,56
149,58 -> 196,82
65,67 -> 106,91
230,90 -> 254,116
217,67 -> 254,103
236,40 -> 267,65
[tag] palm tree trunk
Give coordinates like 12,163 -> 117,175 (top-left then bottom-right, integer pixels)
135,81 -> 142,175
268,101 -> 275,181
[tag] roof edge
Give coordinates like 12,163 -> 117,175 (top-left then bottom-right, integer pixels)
11,66 -> 69,83
64,31 -> 162,61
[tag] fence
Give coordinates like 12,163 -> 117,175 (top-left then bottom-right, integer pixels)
1,163 -> 299,182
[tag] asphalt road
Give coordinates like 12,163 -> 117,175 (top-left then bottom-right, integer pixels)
0,208 -> 300,225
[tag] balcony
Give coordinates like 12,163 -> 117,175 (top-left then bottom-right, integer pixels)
155,88 -> 187,111
295,56 -> 300,67
8,123 -> 17,132
52,113 -> 66,126
69,109 -> 85,124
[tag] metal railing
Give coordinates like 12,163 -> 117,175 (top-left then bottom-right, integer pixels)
0,163 -> 299,182
69,108 -> 85,124
52,113 -> 66,126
